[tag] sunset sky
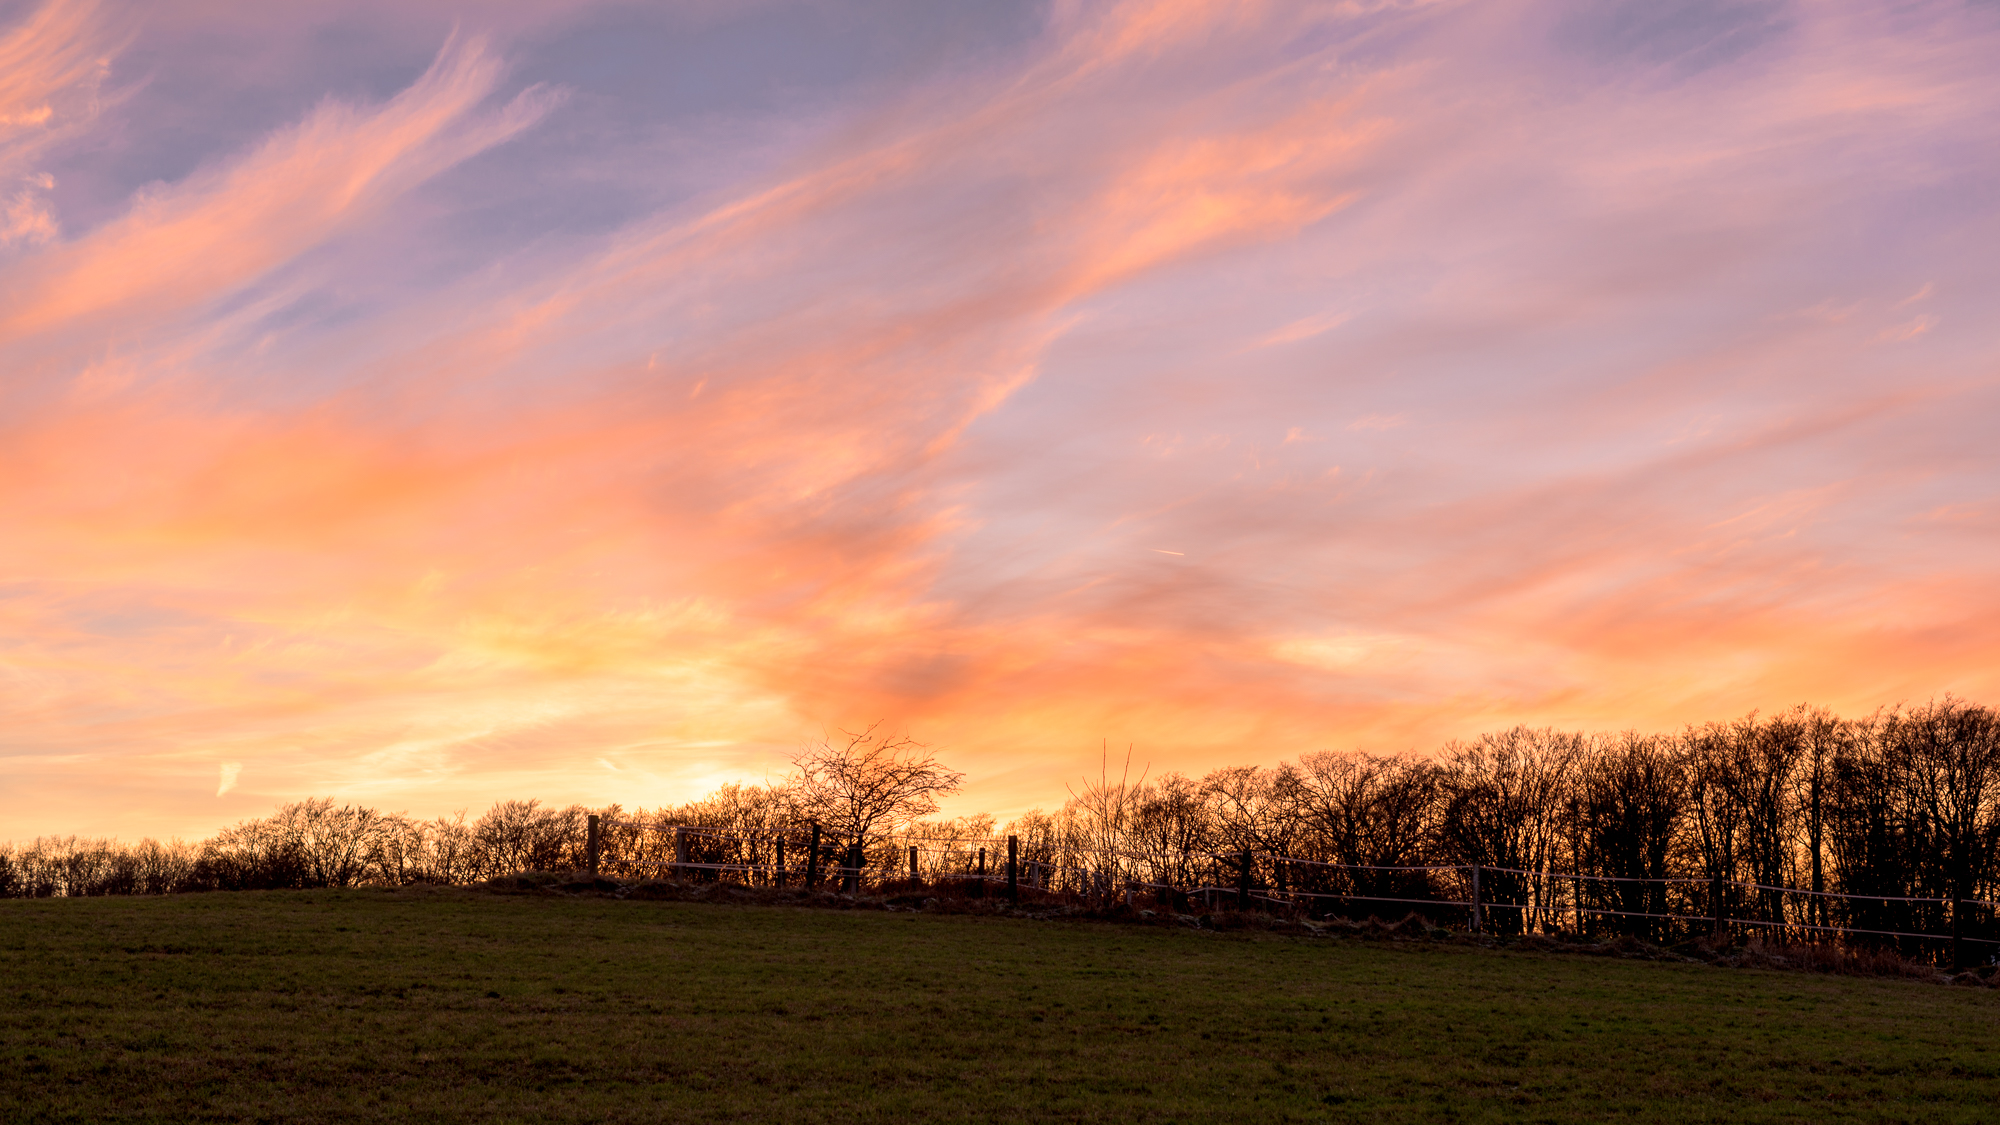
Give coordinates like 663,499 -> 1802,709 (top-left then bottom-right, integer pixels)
4,0 -> 1999,841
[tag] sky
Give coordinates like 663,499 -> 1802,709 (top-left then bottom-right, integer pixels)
3,0 -> 1999,842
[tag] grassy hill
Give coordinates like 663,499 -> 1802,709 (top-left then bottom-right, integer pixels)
1,887 -> 1995,1122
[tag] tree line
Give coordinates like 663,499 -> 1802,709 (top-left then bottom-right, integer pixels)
0,729 -> 962,898
1021,698 -> 2000,954
5,702 -> 1998,955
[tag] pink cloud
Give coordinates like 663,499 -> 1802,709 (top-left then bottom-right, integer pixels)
1,34 -> 557,344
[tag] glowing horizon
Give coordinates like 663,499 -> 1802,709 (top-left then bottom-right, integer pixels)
4,0 -> 2000,842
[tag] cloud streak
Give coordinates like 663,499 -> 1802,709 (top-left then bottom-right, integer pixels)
1,32 -> 556,346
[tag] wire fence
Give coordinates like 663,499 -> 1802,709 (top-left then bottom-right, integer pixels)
590,818 -> 2000,968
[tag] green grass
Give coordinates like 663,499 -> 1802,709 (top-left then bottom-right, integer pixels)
1,888 -> 1995,1122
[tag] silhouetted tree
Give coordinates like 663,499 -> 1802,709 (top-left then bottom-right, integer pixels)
1577,733 -> 1685,938
1438,728 -> 1579,934
785,727 -> 964,859
1292,751 -> 1441,914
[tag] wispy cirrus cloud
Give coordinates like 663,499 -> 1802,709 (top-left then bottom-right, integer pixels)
0,0 -> 108,148
1,33 -> 557,346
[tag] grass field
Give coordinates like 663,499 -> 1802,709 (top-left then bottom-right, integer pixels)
2,888 -> 1996,1122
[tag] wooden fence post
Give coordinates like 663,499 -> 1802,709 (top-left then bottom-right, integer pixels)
775,836 -> 786,888
909,845 -> 919,884
847,842 -> 862,894
674,826 -> 687,878
1952,897 -> 1964,972
586,815 -> 600,877
805,823 -> 821,889
1007,836 -> 1019,902
1237,850 -> 1253,910
974,847 -> 986,898
1470,864 -> 1483,935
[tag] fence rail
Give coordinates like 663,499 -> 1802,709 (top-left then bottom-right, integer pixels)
589,819 -> 1999,969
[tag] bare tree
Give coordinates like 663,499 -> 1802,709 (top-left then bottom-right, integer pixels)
1577,732 -> 1686,938
424,811 -> 479,884
1127,774 -> 1212,891
1891,697 -> 2000,957
204,809 -> 308,889
471,800 -> 587,877
784,727 -> 964,855
657,783 -> 791,877
1687,722 -> 1748,929
1294,751 -> 1442,910
474,800 -> 551,877
1828,710 -> 1908,937
1723,712 -> 1803,926
1064,744 -> 1147,897
289,799 -> 391,888
130,838 -> 198,895
1789,704 -> 1847,930
904,813 -> 997,880
1438,728 -> 1580,933
1202,764 -> 1303,858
